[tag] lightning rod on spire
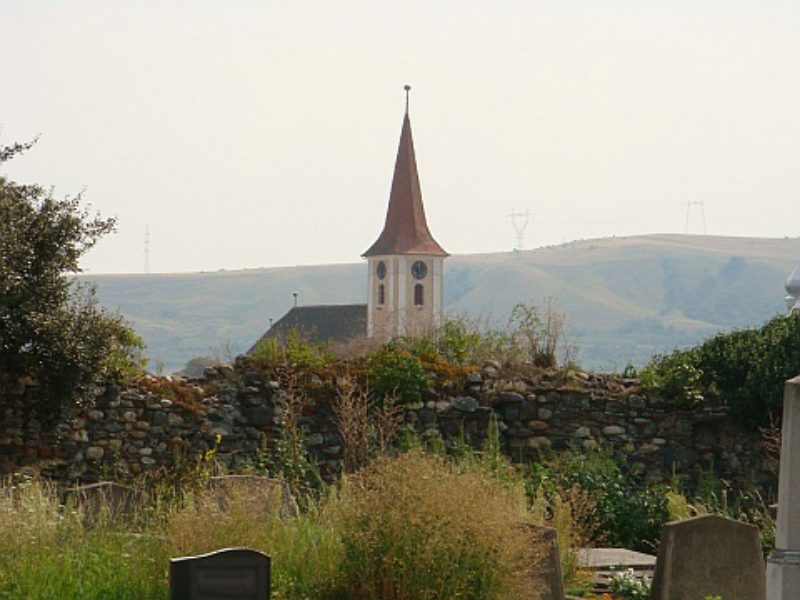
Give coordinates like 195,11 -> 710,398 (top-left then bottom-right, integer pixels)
404,84 -> 411,115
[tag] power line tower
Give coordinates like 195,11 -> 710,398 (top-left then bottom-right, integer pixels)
684,201 -> 707,235
144,226 -> 151,273
508,208 -> 532,253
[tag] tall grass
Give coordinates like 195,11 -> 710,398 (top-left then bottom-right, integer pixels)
335,450 -> 535,600
0,447 -> 551,600
0,479 -> 166,599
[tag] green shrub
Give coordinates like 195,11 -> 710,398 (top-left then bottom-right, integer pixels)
285,329 -> 330,370
435,318 -> 483,366
1,141 -> 143,420
251,337 -> 283,365
366,344 -> 428,405
641,312 -> 800,427
250,330 -> 331,371
529,449 -> 669,552
639,351 -> 704,409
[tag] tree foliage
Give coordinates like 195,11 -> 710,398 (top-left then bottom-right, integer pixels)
0,140 -> 145,417
641,311 -> 800,427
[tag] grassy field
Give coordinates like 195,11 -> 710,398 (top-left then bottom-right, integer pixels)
84,234 -> 800,373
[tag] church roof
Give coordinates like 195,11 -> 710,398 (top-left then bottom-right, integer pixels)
362,106 -> 448,258
248,304 -> 367,352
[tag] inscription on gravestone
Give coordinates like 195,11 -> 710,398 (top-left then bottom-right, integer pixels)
170,547 -> 270,600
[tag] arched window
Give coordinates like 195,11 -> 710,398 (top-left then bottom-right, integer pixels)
378,283 -> 385,305
414,283 -> 424,306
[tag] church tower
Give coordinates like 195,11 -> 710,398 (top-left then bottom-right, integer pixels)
363,87 -> 448,341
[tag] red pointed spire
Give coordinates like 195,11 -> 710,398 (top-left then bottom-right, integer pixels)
363,92 -> 447,258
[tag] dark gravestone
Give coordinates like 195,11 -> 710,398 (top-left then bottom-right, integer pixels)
170,548 -> 270,600
650,514 -> 766,600
525,524 -> 566,600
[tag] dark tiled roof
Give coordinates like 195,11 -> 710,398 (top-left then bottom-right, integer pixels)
362,113 -> 447,257
248,304 -> 366,352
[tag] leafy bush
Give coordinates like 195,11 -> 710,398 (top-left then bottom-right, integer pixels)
0,140 -> 145,419
285,329 -> 331,370
365,344 -> 428,405
529,449 -> 669,552
641,312 -> 800,427
435,318 -> 483,366
639,351 -> 704,409
251,337 -> 283,365
250,329 -> 331,371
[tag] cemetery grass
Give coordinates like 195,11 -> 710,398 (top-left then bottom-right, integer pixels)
0,456 -> 775,599
0,450 -> 545,600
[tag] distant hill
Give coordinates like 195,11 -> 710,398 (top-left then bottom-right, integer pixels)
84,234 -> 800,374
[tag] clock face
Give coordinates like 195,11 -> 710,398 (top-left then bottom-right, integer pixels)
376,261 -> 386,280
411,260 -> 428,280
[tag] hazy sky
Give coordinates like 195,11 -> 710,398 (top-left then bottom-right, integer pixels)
2,1 -> 799,274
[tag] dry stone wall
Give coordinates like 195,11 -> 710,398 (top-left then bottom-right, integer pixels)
0,358 -> 776,489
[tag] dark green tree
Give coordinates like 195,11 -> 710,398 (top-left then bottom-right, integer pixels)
0,140 -> 144,418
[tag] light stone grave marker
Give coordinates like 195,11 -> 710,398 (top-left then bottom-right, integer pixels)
650,513 -> 765,600
62,481 -> 145,520
767,375 -> 800,599
208,475 -> 298,518
170,547 -> 270,600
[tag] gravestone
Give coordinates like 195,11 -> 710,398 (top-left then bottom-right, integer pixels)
577,547 -> 656,595
767,375 -> 800,599
170,547 -> 270,600
62,481 -> 145,521
208,475 -> 298,518
525,524 -> 565,600
650,514 -> 765,600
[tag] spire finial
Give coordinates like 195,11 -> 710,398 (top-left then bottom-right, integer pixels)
404,84 -> 411,115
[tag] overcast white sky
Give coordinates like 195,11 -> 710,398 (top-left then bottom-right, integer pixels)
2,1 -> 798,274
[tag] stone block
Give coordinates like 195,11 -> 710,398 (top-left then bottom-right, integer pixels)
62,481 -> 145,521
241,406 -> 273,427
208,475 -> 298,519
528,436 -> 551,449
85,446 -> 104,460
650,514 -> 765,600
573,426 -> 591,438
602,425 -> 625,436
500,391 -> 524,403
524,524 -> 565,599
